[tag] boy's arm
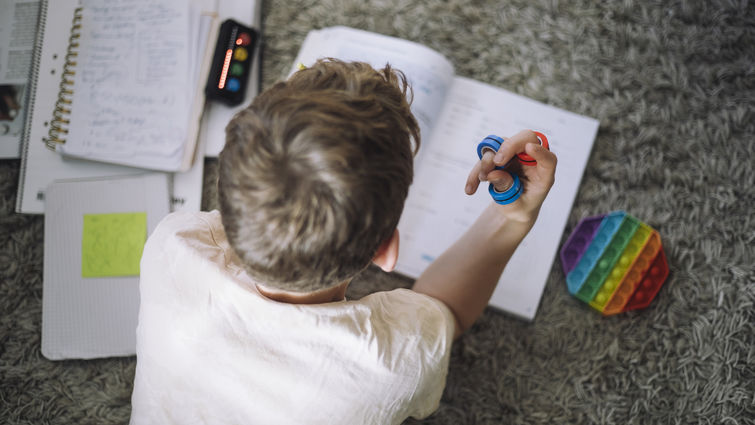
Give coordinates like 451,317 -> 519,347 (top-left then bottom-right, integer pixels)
411,205 -> 533,339
412,130 -> 557,339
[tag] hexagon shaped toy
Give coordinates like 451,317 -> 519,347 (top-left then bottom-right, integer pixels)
560,211 -> 669,315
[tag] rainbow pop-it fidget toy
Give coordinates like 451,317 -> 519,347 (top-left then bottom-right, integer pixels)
560,211 -> 669,315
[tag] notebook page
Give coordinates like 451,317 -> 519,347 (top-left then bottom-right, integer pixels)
396,77 -> 599,320
17,0 -> 146,214
62,0 -> 192,171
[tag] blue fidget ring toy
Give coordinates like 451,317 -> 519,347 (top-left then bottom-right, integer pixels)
476,134 -> 522,205
488,173 -> 522,205
476,135 -> 507,170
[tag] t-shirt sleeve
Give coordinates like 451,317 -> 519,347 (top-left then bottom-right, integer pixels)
364,288 -> 456,420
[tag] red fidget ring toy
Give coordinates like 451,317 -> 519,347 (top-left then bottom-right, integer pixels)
516,131 -> 549,165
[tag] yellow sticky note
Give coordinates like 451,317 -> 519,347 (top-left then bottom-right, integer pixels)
81,212 -> 147,278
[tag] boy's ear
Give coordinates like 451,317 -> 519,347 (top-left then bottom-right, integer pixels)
372,229 -> 400,272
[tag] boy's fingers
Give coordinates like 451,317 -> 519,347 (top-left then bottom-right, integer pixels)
492,138 -> 515,166
469,130 -> 553,196
465,162 -> 482,194
525,142 -> 557,173
493,130 -> 539,165
487,170 -> 514,193
477,150 -> 496,181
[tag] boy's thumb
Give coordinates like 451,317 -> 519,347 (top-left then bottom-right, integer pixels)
526,142 -> 557,170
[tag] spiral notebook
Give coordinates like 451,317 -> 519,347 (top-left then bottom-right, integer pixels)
42,173 -> 170,360
16,0 -> 218,214
44,0 -> 210,172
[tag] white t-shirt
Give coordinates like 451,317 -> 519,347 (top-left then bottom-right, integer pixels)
130,211 -> 455,425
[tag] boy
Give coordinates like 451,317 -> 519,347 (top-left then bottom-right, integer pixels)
130,59 -> 556,424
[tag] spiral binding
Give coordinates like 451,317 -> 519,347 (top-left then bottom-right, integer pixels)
45,7 -> 83,149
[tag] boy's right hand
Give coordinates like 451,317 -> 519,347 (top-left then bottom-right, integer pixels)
464,129 -> 558,224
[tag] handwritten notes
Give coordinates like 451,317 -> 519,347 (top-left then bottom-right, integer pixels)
81,212 -> 147,277
64,0 -> 191,169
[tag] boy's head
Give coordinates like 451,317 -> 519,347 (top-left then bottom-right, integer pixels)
218,59 -> 420,293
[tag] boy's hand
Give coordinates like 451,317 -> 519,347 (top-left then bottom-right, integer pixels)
464,129 -> 558,224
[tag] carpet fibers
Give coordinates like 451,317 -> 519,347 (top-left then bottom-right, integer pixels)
1,0 -> 753,424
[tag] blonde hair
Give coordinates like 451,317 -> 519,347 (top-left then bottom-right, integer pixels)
218,59 -> 420,292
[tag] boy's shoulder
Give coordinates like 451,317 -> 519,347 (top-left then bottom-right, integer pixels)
364,288 -> 456,348
146,210 -> 227,259
152,210 -> 222,239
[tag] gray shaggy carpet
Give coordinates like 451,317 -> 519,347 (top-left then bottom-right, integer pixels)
1,0 -> 753,423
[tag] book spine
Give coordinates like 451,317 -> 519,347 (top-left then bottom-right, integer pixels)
44,6 -> 82,150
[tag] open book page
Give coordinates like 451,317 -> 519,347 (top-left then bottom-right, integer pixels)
61,0 -> 194,171
396,77 -> 599,320
291,26 -> 456,145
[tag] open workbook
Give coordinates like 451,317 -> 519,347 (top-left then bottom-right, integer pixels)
293,27 -> 600,320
